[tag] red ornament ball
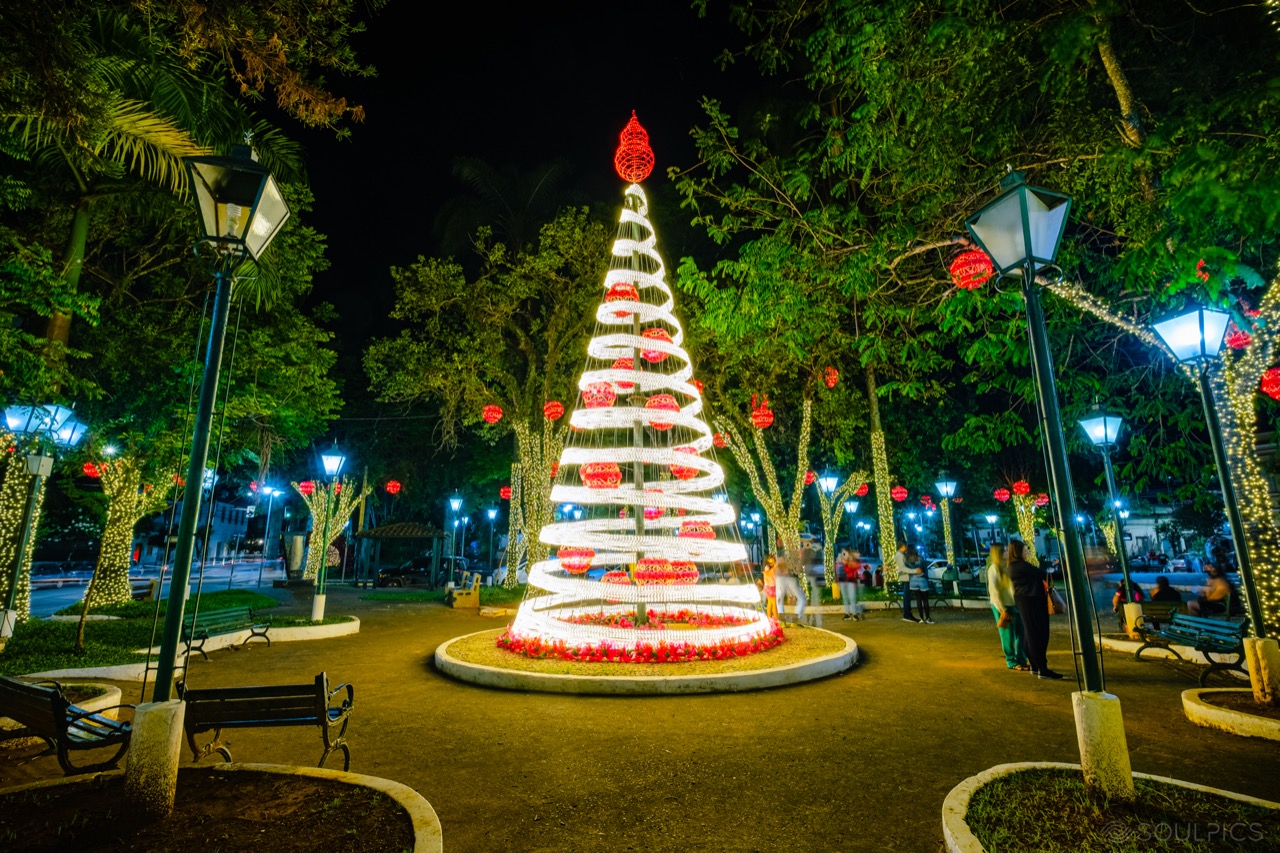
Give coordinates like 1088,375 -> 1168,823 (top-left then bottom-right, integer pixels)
543,400 -> 564,421
299,480 -> 315,496
854,483 -> 869,497
804,471 -> 816,485
890,485 -> 908,502
605,282 -> 639,318
993,488 -> 1011,503
499,486 -> 512,500
1262,367 -> 1280,401
550,461 -> 560,479
481,405 -> 503,424
670,446 -> 700,481
580,462 -> 622,489
385,480 -> 402,495
644,393 -> 680,430
751,401 -> 774,429
83,462 -> 101,479
640,327 -> 673,363
1225,323 -> 1251,350
823,366 -> 839,389
614,110 -> 655,184
249,480 -> 258,492
1034,493 -> 1050,508
678,519 -> 716,540
610,357 -> 635,391
601,569 -> 632,586
949,249 -> 995,290
583,382 -> 617,409
713,432 -> 728,449
692,378 -> 704,394
1012,480 -> 1031,496
557,547 -> 595,574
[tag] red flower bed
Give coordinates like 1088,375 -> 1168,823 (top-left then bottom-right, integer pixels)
496,621 -> 785,663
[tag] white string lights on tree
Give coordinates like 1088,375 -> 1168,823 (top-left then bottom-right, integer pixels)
503,113 -> 778,661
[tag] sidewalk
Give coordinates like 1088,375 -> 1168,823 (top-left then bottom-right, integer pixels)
4,585 -> 1278,852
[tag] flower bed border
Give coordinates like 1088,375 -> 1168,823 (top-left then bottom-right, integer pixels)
1182,688 -> 1280,742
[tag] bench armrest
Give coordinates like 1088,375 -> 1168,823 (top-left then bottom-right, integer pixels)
327,681 -> 354,714
66,703 -> 136,725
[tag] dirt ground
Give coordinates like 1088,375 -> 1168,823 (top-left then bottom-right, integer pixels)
4,587 -> 1279,852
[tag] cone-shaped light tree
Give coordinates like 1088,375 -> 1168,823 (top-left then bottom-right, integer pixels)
502,114 -> 780,662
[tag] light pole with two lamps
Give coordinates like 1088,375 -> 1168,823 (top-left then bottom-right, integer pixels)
448,494 -> 463,562
966,172 -> 1129,796
1079,413 -> 1138,629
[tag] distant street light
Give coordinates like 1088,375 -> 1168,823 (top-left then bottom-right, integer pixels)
486,507 -> 499,571
311,442 -> 347,620
1079,412 -> 1136,617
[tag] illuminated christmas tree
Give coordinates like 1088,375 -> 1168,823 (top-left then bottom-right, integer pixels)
501,113 -> 780,663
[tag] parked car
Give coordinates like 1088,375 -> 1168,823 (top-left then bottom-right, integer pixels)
30,562 -> 69,589
376,556 -> 468,588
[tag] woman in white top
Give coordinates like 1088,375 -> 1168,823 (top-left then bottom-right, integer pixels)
986,543 -> 1030,671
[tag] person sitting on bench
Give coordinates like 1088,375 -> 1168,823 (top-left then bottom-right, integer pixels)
1188,562 -> 1230,617
1150,575 -> 1182,603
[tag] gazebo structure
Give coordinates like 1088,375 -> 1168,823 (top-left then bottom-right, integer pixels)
354,521 -> 444,588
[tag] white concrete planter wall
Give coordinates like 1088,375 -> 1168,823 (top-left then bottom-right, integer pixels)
1183,688 -> 1280,742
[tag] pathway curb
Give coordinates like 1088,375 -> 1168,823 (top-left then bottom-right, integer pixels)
1182,688 -> 1280,741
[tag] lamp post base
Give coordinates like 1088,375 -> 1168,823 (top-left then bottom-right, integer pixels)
311,593 -> 327,622
124,699 -> 186,821
0,609 -> 16,639
1072,691 -> 1135,800
1122,602 -> 1144,640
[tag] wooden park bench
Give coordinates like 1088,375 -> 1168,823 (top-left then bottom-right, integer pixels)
0,676 -> 132,775
1133,600 -> 1186,632
181,605 -> 271,661
176,672 -> 353,770
447,572 -> 482,609
1133,612 -> 1248,686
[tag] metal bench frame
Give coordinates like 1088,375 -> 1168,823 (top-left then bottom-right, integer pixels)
0,676 -> 133,775
177,672 -> 353,770
181,605 -> 271,661
1134,613 -> 1248,686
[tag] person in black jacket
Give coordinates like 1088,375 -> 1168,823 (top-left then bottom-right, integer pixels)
1007,539 -> 1063,680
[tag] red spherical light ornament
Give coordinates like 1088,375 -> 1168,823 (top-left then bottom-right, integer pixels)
1012,480 -> 1031,496
580,462 -> 622,489
1261,367 -> 1280,401
543,400 -> 565,421
299,480 -> 315,496
890,485 -> 908,502
751,398 -> 774,429
605,282 -> 639,318
823,366 -> 839,389
499,486 -> 512,500
1225,323 -> 1251,350
550,461 -> 560,479
670,446 -> 700,481
613,110 -> 655,184
640,327 -> 673,363
601,570 -> 632,586
249,480 -> 258,492
644,393 -> 680,430
949,249 -> 995,290
83,462 -> 101,479
678,519 -> 716,540
691,379 -> 704,394
854,483 -> 869,497
385,480 -> 402,495
481,405 -> 503,424
993,488 -> 1011,503
610,357 -> 635,391
1034,493 -> 1050,508
713,433 -> 728,449
583,382 -> 617,409
804,471 -> 816,485
557,547 -> 595,574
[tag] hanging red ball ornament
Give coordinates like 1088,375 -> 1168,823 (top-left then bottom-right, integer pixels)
993,488 -> 1011,502
385,480 -> 402,495
804,471 -> 816,485
670,446 -> 700,481
949,249 -> 995,290
583,382 -> 617,409
890,485 -> 908,502
83,462 -> 101,479
855,483 -> 869,497
1225,323 -> 1251,349
1261,367 -> 1280,401
557,547 -> 595,574
543,400 -> 565,421
1034,493 -> 1050,507
640,327 -> 673,363
333,483 -> 342,495
644,393 -> 680,430
299,480 -> 315,496
692,379 -> 704,394
610,357 -> 635,391
823,366 -> 839,389
751,398 -> 774,429
580,462 -> 622,489
613,110 -> 655,184
1012,480 -> 1031,496
249,480 -> 258,492
713,432 -> 728,449
643,490 -> 666,521
481,405 -> 503,424
173,473 -> 185,487
605,282 -> 640,318
678,519 -> 716,540
601,569 -> 632,586
550,461 -> 560,479
499,486 -> 512,500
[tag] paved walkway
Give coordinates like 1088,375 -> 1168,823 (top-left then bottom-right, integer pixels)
4,587 -> 1278,852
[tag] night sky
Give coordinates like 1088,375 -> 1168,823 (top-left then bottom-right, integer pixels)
299,2 -> 745,359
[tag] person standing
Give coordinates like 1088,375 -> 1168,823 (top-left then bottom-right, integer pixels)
762,555 -> 778,621
986,543 -> 1028,670
837,548 -> 863,621
905,544 -> 933,624
802,541 -> 823,627
1008,539 -> 1062,679
773,551 -> 807,627
895,541 -> 917,622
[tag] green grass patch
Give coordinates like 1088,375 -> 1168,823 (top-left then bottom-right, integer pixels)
480,583 -> 526,605
270,615 -> 356,628
0,619 -> 153,676
54,589 -> 280,618
966,767 -> 1280,852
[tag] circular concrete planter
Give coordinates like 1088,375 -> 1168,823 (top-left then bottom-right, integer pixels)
0,682 -> 124,748
941,762 -> 1280,853
1183,688 -> 1280,742
0,762 -> 442,852
435,627 -> 858,695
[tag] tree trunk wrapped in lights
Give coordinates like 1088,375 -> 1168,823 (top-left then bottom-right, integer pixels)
512,419 -> 566,572
813,469 -> 869,585
0,439 -> 40,622
294,477 -> 370,581
502,463 -> 527,589
714,397 -> 814,561
939,498 -> 955,566
84,458 -> 170,608
1099,518 -> 1118,558
1012,491 -> 1039,566
865,368 -> 899,564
